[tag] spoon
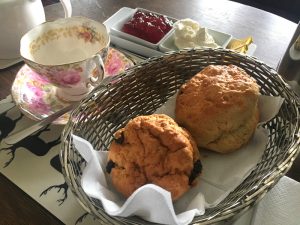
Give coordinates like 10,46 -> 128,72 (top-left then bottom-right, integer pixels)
3,76 -> 116,145
3,103 -> 77,145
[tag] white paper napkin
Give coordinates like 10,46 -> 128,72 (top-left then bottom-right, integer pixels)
73,135 -> 205,225
226,176 -> 300,225
156,94 -> 284,206
73,94 -> 284,225
251,176 -> 300,225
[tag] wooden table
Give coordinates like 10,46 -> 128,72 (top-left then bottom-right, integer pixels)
0,0 -> 298,224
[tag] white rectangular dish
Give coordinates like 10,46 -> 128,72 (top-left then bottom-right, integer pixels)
159,29 -> 232,52
104,7 -> 257,58
109,8 -> 176,50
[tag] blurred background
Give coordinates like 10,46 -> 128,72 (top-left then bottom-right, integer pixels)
230,0 -> 299,22
42,0 -> 299,23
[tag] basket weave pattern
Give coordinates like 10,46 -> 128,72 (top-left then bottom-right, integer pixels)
61,48 -> 300,224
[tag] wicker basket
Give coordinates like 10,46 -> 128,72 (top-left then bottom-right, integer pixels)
60,48 -> 300,224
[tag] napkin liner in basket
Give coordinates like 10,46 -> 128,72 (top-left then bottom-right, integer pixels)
72,94 -> 284,225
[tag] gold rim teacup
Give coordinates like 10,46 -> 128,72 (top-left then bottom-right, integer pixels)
20,16 -> 110,102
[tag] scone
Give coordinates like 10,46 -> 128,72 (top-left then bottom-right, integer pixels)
176,64 -> 260,153
106,114 -> 202,201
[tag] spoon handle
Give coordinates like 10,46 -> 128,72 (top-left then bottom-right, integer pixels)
3,76 -> 115,146
3,103 -> 76,145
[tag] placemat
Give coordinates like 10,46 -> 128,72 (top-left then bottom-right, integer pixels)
0,47 -> 137,224
0,95 -> 100,225
1,93 -> 300,225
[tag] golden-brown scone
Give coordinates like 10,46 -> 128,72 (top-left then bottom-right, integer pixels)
175,64 -> 260,153
106,114 -> 202,201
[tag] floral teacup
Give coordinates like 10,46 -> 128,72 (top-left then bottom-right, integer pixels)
20,17 -> 110,101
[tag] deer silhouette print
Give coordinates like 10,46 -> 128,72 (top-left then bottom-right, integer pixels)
40,154 -> 69,205
0,109 -> 24,141
0,126 -> 61,167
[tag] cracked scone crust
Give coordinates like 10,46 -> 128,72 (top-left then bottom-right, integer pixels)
106,114 -> 202,201
176,64 -> 260,153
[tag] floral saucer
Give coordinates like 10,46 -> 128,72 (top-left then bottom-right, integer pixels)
11,48 -> 135,124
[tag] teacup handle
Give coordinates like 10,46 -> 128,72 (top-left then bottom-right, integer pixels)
59,0 -> 72,18
90,54 -> 105,87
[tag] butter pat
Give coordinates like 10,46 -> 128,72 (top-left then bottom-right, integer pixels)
173,18 -> 218,49
227,37 -> 253,53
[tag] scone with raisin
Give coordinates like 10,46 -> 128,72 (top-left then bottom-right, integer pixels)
106,114 -> 202,201
176,64 -> 260,153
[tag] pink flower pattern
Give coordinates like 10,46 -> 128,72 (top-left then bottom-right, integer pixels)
24,82 -> 50,114
53,70 -> 81,86
27,84 -> 43,98
14,48 -> 134,123
30,68 -> 50,84
79,31 -> 93,42
106,55 -> 122,76
105,49 -> 134,76
30,99 -> 51,115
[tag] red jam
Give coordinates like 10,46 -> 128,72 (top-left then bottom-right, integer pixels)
122,10 -> 173,44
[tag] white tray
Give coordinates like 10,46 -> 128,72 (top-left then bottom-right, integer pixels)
104,7 -> 257,58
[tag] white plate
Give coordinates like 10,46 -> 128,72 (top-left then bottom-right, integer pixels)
104,7 -> 164,57
108,8 -> 176,50
110,35 -> 164,58
104,7 -> 134,28
226,38 -> 257,56
159,29 -> 232,52
247,43 -> 257,56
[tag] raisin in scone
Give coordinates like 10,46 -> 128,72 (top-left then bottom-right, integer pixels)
106,114 -> 202,201
176,64 -> 260,153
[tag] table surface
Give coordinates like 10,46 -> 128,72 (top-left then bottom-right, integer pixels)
0,0 -> 299,224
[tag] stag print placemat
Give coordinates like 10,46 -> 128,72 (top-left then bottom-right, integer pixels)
0,95 -> 100,225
